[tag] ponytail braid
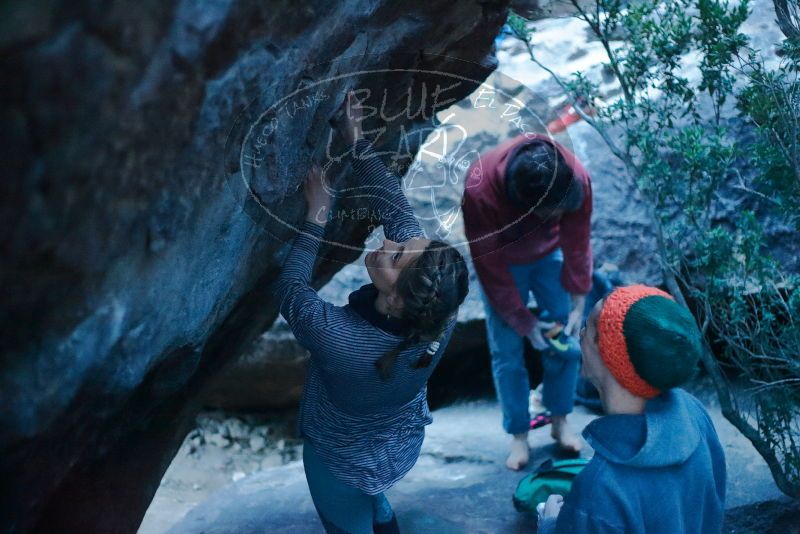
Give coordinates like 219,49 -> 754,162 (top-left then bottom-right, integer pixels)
375,240 -> 469,380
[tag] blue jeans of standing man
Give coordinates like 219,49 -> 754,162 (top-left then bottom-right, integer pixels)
480,248 -> 579,435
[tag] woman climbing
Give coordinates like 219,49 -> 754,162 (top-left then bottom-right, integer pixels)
274,91 -> 469,534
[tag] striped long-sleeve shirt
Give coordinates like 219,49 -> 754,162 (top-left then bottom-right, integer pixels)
274,138 -> 456,495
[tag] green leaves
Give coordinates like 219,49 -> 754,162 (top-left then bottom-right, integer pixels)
737,52 -> 800,229
696,0 -> 750,114
507,11 -> 533,43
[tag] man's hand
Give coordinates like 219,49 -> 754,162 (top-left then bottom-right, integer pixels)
527,320 -> 556,351
304,164 -> 331,225
543,494 -> 564,519
564,294 -> 587,337
334,90 -> 365,145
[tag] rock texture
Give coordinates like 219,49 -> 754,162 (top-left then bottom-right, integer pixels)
0,1 -> 510,531
201,322 -> 311,410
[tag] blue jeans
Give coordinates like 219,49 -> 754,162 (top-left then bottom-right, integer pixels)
303,440 -> 396,533
480,248 -> 579,434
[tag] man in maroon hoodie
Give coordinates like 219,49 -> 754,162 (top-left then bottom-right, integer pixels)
462,133 -> 592,470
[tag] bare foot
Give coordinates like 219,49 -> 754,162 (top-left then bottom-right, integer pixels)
551,416 -> 582,454
506,433 -> 530,470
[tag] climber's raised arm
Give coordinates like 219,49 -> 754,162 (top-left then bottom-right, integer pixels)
335,91 -> 424,243
273,165 -> 336,356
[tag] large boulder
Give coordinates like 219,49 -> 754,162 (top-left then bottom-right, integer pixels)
0,0 -> 510,531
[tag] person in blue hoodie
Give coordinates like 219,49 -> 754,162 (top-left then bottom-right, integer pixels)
538,284 -> 726,534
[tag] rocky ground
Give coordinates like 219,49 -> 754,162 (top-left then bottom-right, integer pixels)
139,410 -> 304,534
140,378 -> 799,533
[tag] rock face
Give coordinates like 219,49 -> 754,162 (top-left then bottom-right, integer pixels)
201,322 -> 311,410
0,1 -> 510,531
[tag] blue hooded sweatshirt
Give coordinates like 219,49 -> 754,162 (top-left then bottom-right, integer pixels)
539,389 -> 726,534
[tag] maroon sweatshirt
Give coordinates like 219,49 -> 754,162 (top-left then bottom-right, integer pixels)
462,134 -> 593,338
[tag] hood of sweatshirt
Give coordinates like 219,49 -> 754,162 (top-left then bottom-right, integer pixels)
583,389 -> 703,468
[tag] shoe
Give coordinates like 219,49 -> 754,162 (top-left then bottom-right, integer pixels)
373,514 -> 400,534
544,325 -> 581,361
530,413 -> 552,430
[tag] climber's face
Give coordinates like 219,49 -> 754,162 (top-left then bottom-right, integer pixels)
366,237 -> 431,305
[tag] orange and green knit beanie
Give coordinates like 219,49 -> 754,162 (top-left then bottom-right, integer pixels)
597,285 -> 703,398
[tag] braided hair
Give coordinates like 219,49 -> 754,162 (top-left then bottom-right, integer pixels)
375,240 -> 469,380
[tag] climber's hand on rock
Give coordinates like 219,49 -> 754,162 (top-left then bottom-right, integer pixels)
304,164 -> 331,225
336,90 -> 365,145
